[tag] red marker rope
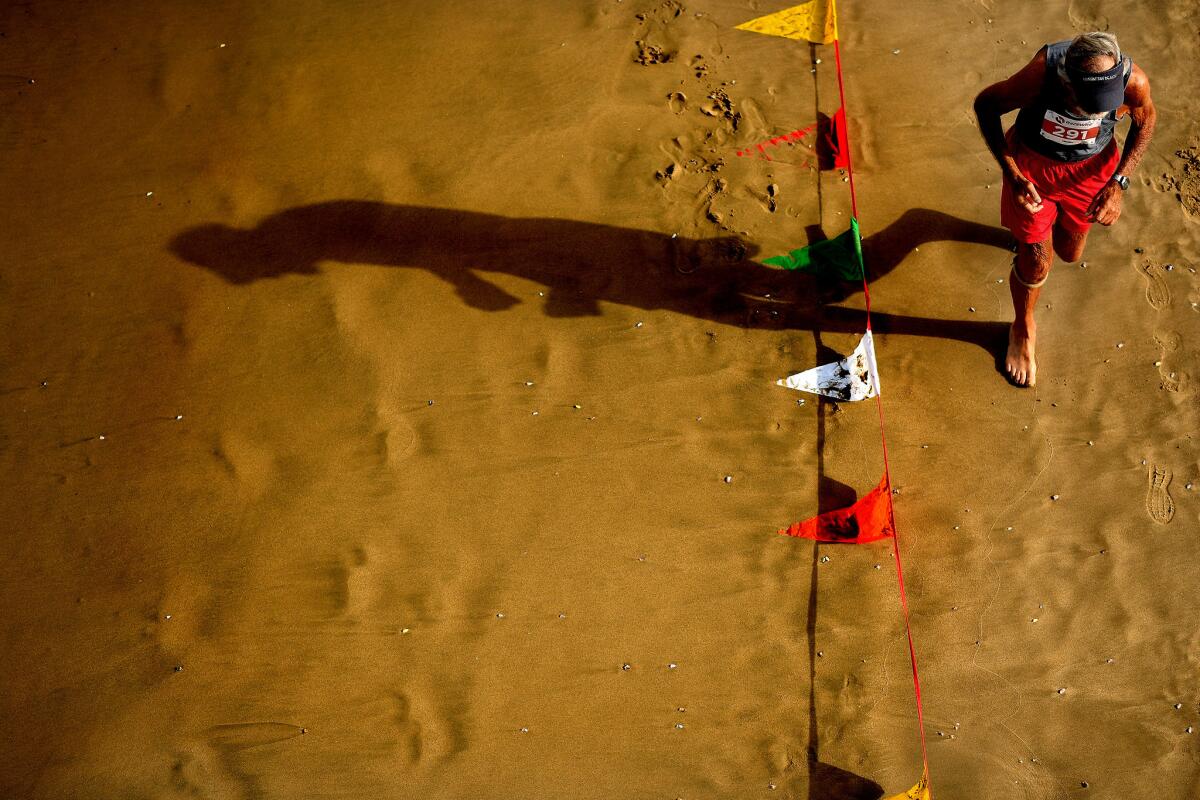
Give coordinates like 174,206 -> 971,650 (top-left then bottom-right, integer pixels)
831,14 -> 932,788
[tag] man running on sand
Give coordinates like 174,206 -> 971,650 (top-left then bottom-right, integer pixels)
974,31 -> 1155,386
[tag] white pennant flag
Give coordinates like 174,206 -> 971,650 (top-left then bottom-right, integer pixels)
776,330 -> 880,401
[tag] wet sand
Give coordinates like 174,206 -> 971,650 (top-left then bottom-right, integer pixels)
2,1 -> 1199,797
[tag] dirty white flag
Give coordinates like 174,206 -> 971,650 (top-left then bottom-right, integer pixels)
776,330 -> 880,401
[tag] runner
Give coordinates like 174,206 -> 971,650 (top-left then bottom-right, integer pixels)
974,32 -> 1156,386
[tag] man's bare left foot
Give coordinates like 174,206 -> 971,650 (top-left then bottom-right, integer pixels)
1005,323 -> 1037,386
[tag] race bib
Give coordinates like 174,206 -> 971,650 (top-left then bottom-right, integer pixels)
1040,110 -> 1101,146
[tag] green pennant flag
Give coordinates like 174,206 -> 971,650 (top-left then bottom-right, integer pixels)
764,217 -> 864,281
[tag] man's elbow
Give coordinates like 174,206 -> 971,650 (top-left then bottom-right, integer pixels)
973,90 -> 1001,120
1132,102 -> 1158,134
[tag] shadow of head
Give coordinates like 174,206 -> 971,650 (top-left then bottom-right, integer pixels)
170,223 -> 319,284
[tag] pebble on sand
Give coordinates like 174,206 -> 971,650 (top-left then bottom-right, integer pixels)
1057,687 -> 1066,695
723,475 -> 732,483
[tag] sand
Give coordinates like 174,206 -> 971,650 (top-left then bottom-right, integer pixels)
1,1 -> 1199,797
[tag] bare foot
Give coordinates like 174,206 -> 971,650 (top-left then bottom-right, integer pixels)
1006,323 -> 1037,386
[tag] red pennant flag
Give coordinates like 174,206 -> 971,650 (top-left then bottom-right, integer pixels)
821,106 -> 850,169
780,475 -> 895,543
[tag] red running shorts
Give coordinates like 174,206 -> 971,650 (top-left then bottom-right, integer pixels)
1000,130 -> 1120,244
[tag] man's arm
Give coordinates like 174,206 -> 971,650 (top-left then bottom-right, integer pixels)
974,49 -> 1047,213
1087,65 -> 1156,225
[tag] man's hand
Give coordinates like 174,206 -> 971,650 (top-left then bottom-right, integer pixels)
1087,181 -> 1123,225
1010,172 -> 1043,214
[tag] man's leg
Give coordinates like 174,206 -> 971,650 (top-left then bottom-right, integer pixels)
1052,224 -> 1089,263
1006,238 -> 1052,387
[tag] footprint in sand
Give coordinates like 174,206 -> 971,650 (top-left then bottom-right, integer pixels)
206,722 -> 305,751
751,183 -> 779,214
1160,369 -> 1186,393
1153,331 -> 1188,393
392,693 -> 424,766
667,91 -> 687,114
1067,0 -> 1109,31
1138,260 -> 1171,310
1157,142 -> 1200,220
1146,465 -> 1175,524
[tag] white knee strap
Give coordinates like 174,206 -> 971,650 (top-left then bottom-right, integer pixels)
1010,265 -> 1048,289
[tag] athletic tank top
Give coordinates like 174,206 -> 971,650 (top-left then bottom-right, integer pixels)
1014,40 -> 1131,163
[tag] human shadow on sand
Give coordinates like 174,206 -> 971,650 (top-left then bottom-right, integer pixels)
170,201 -> 1012,360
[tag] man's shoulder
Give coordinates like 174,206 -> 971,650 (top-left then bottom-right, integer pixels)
1125,63 -> 1152,105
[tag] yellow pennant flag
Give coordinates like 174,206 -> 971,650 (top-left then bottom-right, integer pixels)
735,0 -> 838,45
885,771 -> 932,800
